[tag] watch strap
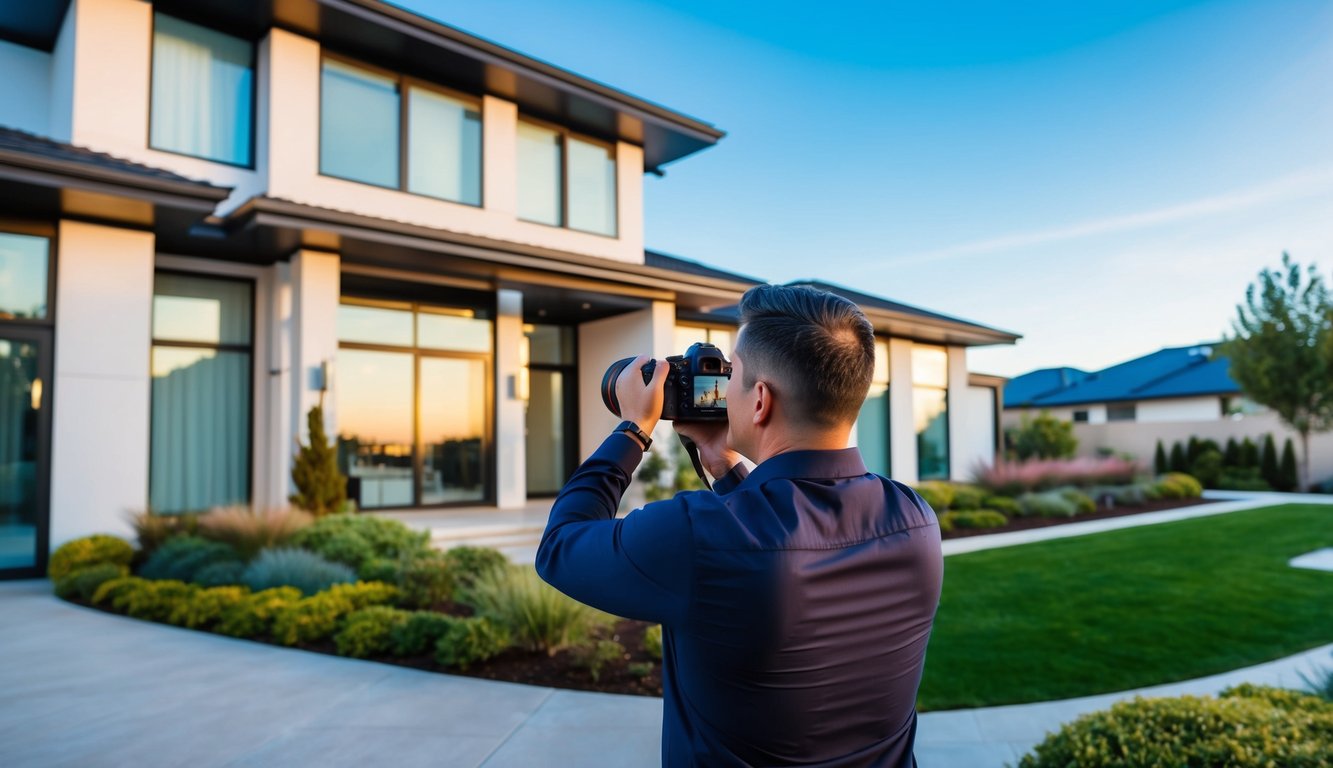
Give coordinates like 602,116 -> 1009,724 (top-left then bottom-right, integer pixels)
615,420 -> 652,450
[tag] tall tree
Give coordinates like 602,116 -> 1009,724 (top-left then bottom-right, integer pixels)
1259,434 -> 1279,488
1279,438 -> 1299,492
1219,253 -> 1333,491
290,403 -> 348,517
1154,440 -> 1168,475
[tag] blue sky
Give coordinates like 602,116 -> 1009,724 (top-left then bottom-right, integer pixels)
412,0 -> 1333,377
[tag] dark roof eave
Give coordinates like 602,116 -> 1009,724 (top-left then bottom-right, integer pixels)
859,306 -> 1021,347
0,149 -> 231,209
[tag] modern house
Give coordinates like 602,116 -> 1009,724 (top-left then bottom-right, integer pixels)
1002,344 -> 1332,481
0,0 -> 1018,579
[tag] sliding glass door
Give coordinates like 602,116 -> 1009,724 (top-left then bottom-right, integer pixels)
0,328 -> 51,575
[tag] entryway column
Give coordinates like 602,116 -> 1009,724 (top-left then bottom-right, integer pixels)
495,289 -> 526,508
888,337 -> 918,485
577,301 -> 675,463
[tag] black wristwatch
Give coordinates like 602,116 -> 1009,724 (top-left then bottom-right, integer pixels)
614,420 -> 652,450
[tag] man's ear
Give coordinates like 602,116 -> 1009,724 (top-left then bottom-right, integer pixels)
752,380 -> 774,426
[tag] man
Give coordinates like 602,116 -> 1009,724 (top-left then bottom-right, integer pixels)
536,284 -> 943,767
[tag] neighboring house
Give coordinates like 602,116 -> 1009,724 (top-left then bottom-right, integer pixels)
1002,344 -> 1333,481
0,0 -> 1017,579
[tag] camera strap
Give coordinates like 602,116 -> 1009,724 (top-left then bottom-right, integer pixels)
677,434 -> 713,492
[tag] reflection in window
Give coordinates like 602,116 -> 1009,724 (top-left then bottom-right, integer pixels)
408,87 -> 482,205
567,137 -> 616,235
913,345 -> 949,481
0,232 -> 49,320
151,13 -> 254,166
150,273 -> 252,514
336,349 -> 415,508
0,339 -> 41,569
517,120 -> 617,235
673,325 -> 732,358
517,122 -> 562,226
420,357 -> 487,503
320,59 -> 400,188
417,309 -> 492,353
857,339 -> 891,476
337,302 -> 413,347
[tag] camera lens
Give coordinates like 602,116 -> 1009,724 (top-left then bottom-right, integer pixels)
600,357 -> 636,417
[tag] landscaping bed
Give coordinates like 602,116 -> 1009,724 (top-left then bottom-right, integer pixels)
940,496 -> 1214,539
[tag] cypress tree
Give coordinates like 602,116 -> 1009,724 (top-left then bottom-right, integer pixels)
1154,440 -> 1168,475
1240,437 -> 1260,468
1187,436 -> 1202,465
1169,441 -> 1188,473
1260,434 -> 1279,488
290,403 -> 348,517
1279,438 -> 1299,492
1223,437 -> 1240,469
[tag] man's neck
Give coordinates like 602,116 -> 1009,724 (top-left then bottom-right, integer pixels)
748,427 -> 852,465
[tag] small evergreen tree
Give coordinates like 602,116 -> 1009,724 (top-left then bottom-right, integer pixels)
1153,440 -> 1168,475
1186,437 -> 1202,466
1279,438 -> 1299,492
1260,434 -> 1279,488
1223,438 -> 1240,469
1168,441 -> 1188,473
1239,437 -> 1260,468
1011,411 -> 1078,460
290,403 -> 348,517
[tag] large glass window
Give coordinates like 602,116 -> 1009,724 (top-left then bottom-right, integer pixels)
150,273 -> 253,514
913,345 -> 949,481
857,339 -> 891,476
517,119 -> 617,236
524,324 -> 576,496
673,325 -> 732,357
150,13 -> 254,166
337,298 -> 492,508
0,232 -> 49,320
320,57 -> 483,205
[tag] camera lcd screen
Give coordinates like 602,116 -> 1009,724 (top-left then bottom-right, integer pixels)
693,376 -> 728,408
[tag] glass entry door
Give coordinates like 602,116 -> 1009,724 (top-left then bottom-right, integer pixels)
0,328 -> 51,576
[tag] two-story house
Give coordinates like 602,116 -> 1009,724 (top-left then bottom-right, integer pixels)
0,0 -> 1018,578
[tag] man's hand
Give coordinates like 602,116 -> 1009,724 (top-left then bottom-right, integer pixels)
615,356 -> 667,438
674,421 -> 744,480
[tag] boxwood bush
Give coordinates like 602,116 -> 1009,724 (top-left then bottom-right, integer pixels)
948,484 -> 987,512
391,611 -> 458,657
939,510 -> 1008,530
270,581 -> 398,646
1154,472 -> 1204,500
289,514 -> 430,578
435,616 -> 511,670
166,585 -> 250,630
981,495 -> 1021,517
911,481 -> 955,513
1018,685 -> 1333,767
53,562 -> 129,601
335,606 -> 413,658
442,546 -> 510,596
216,586 -> 303,638
49,534 -> 134,580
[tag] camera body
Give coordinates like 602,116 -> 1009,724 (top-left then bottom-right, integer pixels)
601,342 -> 732,422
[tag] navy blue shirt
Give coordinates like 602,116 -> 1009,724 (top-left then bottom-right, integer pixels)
536,433 -> 943,767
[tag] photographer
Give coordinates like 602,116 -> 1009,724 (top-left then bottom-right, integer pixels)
536,284 -> 943,767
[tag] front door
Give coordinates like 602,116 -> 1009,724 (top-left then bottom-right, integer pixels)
0,327 -> 52,578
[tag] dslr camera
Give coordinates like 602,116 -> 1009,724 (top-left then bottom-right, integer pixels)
601,342 -> 731,422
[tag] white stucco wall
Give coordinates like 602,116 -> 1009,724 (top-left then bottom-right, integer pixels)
288,250 -> 341,457
577,303 -> 675,461
946,346 -> 970,480
0,39 -> 52,137
1137,397 -> 1223,423
494,289 -> 526,508
887,337 -> 916,485
265,29 -> 646,264
957,385 -> 997,481
48,3 -> 75,142
49,220 -> 154,547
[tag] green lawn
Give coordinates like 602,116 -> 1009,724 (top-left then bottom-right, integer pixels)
919,504 -> 1333,711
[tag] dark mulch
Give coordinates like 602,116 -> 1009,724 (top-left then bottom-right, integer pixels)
941,497 -> 1215,539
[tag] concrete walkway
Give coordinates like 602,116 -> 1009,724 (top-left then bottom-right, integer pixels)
5,491 -> 1329,767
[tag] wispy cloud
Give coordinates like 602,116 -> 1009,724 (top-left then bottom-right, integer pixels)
893,165 -> 1333,267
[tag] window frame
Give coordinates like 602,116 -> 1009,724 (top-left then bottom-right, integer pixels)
522,323 -> 579,497
147,11 -> 259,170
336,295 -> 496,510
516,114 -> 619,238
318,52 -> 485,207
147,269 -> 257,514
0,221 -> 57,327
1107,404 -> 1137,422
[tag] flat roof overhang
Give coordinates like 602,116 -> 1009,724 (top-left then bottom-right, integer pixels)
133,0 -> 723,172
677,306 -> 1021,349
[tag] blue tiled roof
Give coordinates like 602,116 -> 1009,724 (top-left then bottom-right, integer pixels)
1004,344 -> 1240,409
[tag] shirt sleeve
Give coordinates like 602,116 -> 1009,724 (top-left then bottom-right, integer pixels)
711,462 -> 750,495
534,432 -> 695,626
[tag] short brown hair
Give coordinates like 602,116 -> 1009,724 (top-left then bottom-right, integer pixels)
735,284 -> 875,428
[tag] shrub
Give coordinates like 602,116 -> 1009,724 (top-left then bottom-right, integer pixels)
91,575 -> 144,607
1154,472 -> 1203,500
972,457 -> 1138,496
128,511 -> 201,559
1087,485 -> 1142,507
193,560 -> 247,587
938,514 -> 954,534
1260,434 -> 1280,487
397,553 -> 454,609
1280,438 -> 1299,492
1240,437 -> 1260,468
1153,440 -> 1168,474
139,536 -> 241,583
242,548 -> 356,596
1008,411 -> 1078,460
1217,467 -> 1271,492
912,481 -> 954,512
442,546 -> 509,596
49,534 -> 135,580
1017,686 -> 1333,767
1299,660 -> 1333,703
391,611 -> 457,656
216,586 -> 303,638
573,639 -> 626,682
1056,487 -> 1096,515
270,582 -> 398,646
1016,491 -> 1077,518
54,563 -> 129,601
290,404 -> 348,517
948,484 -> 986,511
289,514 -> 430,577
1168,441 -> 1188,473
939,510 -> 1008,530
115,579 -> 197,622
981,495 -> 1021,517
1190,449 -> 1224,488
643,625 -> 663,660
357,557 -> 401,584
1224,437 -> 1241,468
166,585 -> 250,629
435,616 -> 511,670
196,506 -> 312,560
466,566 -> 612,656
335,606 -> 413,658
628,661 -> 655,678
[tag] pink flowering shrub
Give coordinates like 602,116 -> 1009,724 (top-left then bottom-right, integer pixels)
971,456 -> 1140,495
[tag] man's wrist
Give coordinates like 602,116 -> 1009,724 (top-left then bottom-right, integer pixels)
614,420 -> 653,450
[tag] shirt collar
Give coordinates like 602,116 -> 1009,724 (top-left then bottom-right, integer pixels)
742,447 -> 869,486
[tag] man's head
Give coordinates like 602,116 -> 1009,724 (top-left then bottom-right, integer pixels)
728,284 -> 875,454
